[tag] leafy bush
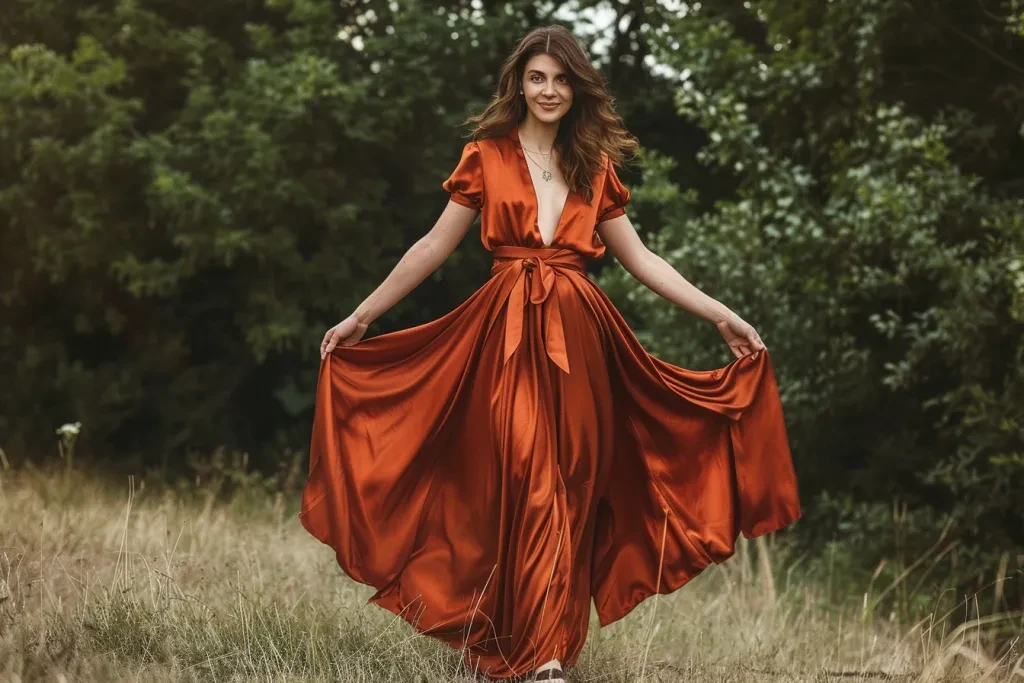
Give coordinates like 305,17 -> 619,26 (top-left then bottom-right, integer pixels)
595,0 -> 1024,638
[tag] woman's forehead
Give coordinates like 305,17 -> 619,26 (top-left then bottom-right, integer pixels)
523,54 -> 566,75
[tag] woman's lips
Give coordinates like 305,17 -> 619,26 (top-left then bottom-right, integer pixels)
540,102 -> 559,109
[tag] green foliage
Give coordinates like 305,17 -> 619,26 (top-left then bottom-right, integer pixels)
0,0 -> 534,463
595,0 -> 1024,627
800,490 -> 1024,640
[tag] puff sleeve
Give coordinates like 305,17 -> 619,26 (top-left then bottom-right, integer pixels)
596,157 -> 630,224
442,141 -> 484,211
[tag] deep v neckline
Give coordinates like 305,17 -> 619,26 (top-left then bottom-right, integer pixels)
513,126 -> 570,248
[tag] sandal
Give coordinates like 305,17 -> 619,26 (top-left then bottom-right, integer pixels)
533,667 -> 565,682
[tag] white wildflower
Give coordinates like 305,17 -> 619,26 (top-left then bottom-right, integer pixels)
56,422 -> 82,438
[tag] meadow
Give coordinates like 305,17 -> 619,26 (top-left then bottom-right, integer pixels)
0,463 -> 1019,683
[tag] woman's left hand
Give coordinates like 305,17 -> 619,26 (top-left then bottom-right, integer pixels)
715,312 -> 766,359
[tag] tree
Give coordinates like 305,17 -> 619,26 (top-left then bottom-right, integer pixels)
595,0 -> 1024,628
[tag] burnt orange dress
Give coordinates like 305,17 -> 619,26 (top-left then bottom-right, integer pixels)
300,124 -> 801,679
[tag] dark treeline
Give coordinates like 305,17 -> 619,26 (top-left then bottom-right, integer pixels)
1,0 -> 1022,645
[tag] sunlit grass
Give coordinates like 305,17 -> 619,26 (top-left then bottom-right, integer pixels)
0,464 -> 1019,682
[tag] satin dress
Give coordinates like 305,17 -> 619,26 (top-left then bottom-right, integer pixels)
299,124 -> 801,679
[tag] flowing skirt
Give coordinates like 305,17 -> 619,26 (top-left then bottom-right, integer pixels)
299,245 -> 801,679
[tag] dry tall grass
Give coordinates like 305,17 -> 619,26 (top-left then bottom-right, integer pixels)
0,465 -> 1019,682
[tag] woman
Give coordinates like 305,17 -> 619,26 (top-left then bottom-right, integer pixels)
301,25 -> 801,683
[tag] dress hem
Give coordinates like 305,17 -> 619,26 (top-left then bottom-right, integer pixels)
593,506 -> 802,628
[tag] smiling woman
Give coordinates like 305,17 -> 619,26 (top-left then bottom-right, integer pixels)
515,53 -> 576,247
305,24 -> 800,683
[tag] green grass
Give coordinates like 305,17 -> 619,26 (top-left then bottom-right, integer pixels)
0,465 -> 1018,682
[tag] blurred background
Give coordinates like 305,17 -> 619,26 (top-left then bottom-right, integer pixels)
1,0 -> 1023,677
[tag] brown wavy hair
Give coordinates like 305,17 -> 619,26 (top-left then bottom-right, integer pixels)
462,25 -> 639,206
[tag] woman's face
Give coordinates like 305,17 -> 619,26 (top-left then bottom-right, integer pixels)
520,53 -> 573,124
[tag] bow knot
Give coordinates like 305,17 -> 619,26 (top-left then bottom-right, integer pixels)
490,246 -> 587,375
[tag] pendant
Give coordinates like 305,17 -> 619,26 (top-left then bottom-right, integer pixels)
541,170 -> 552,181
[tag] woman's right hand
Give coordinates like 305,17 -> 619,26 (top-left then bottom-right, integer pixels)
320,315 -> 369,359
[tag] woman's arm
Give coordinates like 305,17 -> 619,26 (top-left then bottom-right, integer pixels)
321,200 -> 478,358
597,214 -> 766,358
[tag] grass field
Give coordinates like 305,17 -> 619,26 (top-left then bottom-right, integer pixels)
0,465 -> 1019,682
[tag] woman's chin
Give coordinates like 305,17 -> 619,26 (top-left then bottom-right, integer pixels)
531,107 -> 565,123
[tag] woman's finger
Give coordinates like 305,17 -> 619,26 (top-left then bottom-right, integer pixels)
320,328 -> 333,358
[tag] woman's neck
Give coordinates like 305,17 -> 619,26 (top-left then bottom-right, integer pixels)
518,117 -> 560,153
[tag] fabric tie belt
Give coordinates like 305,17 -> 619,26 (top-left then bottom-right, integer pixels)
490,245 -> 587,374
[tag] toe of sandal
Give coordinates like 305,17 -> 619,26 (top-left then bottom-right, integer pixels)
534,667 -> 564,682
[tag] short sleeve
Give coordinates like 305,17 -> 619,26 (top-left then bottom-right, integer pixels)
442,141 -> 484,210
596,157 -> 630,224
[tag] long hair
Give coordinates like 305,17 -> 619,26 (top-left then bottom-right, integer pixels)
463,25 -> 639,206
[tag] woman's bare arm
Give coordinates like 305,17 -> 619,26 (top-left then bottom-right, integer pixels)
352,201 -> 477,325
596,213 -> 766,358
321,200 -> 477,357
